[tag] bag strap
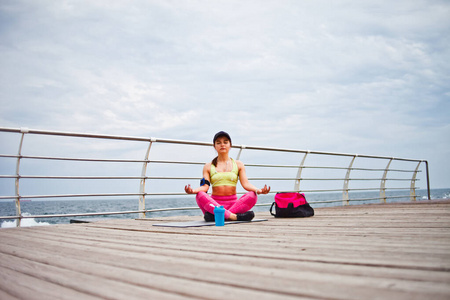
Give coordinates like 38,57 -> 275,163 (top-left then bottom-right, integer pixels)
270,202 -> 276,216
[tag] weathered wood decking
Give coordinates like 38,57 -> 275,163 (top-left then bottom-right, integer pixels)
1,200 -> 450,300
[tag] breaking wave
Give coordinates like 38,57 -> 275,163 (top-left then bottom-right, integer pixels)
1,212 -> 51,228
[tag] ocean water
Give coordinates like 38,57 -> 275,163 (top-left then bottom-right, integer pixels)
1,188 -> 449,228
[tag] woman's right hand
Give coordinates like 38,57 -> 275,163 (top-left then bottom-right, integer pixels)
185,184 -> 196,194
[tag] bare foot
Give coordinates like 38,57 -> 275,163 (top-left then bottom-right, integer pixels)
228,213 -> 237,221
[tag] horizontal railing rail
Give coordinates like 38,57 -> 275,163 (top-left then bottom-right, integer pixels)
0,127 -> 430,227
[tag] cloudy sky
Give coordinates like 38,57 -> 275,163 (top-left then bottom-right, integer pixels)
0,0 -> 449,188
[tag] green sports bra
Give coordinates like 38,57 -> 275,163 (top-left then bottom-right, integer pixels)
210,159 -> 239,187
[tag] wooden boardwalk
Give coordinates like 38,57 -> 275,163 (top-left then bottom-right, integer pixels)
1,200 -> 450,300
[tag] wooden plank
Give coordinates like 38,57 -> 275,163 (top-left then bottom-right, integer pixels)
14,224 -> 450,256
0,285 -> 21,300
0,265 -> 101,300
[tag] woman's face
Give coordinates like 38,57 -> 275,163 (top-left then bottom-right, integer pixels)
214,136 -> 231,154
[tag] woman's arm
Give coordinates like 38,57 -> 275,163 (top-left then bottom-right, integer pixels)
185,163 -> 211,194
236,160 -> 270,194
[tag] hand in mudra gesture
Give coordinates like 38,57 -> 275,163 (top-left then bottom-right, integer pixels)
255,185 -> 270,195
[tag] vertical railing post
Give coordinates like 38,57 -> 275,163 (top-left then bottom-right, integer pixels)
15,128 -> 29,227
425,160 -> 431,200
343,155 -> 357,205
294,152 -> 308,191
410,161 -> 421,201
236,145 -> 245,160
380,158 -> 393,203
139,138 -> 155,219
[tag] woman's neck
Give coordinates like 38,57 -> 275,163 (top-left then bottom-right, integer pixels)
217,154 -> 230,163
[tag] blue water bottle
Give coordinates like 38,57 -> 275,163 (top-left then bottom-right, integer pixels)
214,206 -> 225,226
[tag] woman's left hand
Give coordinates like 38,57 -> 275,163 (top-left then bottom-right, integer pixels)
256,185 -> 270,194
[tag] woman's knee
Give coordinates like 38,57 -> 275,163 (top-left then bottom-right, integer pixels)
229,192 -> 257,213
245,191 -> 258,204
196,191 -> 215,206
196,191 -> 207,201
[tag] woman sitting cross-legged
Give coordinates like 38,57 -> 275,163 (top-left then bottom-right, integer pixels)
184,131 -> 270,221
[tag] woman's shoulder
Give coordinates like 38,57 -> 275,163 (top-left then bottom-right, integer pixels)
203,162 -> 213,177
234,159 -> 245,168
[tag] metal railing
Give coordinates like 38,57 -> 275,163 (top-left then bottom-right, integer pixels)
0,127 -> 430,227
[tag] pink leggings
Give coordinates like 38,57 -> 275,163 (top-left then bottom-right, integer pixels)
196,191 -> 258,219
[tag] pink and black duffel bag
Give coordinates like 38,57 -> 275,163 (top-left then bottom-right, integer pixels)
270,192 -> 314,218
